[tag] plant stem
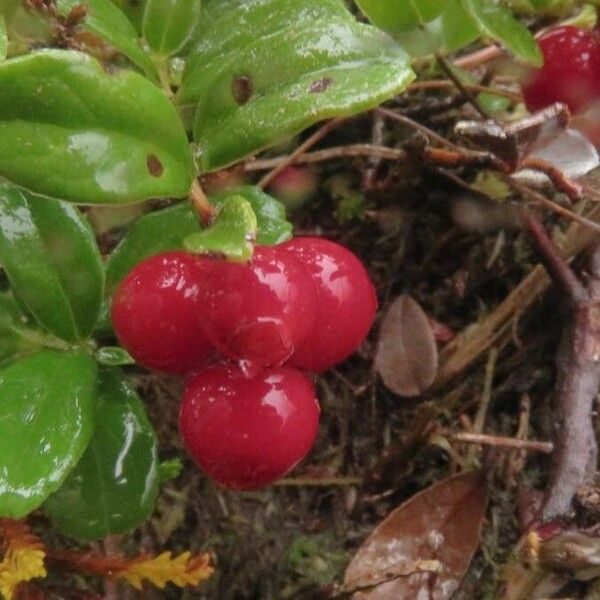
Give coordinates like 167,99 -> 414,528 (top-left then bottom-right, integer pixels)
189,179 -> 218,225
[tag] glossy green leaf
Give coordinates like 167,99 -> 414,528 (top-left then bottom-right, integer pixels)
143,0 -> 202,56
105,185 -> 292,292
179,0 -> 415,172
0,49 -> 194,204
0,350 -> 97,519
461,0 -> 543,66
184,195 -> 257,261
0,183 -> 104,341
44,368 -> 158,540
355,0 -> 444,31
56,0 -> 157,80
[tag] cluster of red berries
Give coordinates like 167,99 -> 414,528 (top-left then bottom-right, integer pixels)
111,237 -> 377,490
522,26 -> 600,115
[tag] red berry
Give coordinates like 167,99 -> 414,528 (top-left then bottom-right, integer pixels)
280,237 -> 377,372
522,26 -> 600,114
198,245 -> 317,367
179,363 -> 320,490
111,252 -> 214,373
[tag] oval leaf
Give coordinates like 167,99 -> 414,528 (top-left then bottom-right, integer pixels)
460,0 -> 542,66
0,49 -> 194,204
56,0 -> 158,79
179,0 -> 415,171
0,350 -> 97,519
344,471 -> 487,599
374,295 -> 438,397
44,367 -> 159,540
0,183 -> 104,341
356,0 -> 443,32
142,0 -> 202,56
105,185 -> 292,292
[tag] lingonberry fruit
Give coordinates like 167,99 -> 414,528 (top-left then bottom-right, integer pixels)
179,363 -> 320,490
280,237 -> 377,372
198,245 -> 317,367
522,26 -> 600,114
111,251 -> 214,373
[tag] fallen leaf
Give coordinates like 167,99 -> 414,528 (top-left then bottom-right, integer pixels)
344,471 -> 487,599
515,128 -> 599,181
374,295 -> 438,397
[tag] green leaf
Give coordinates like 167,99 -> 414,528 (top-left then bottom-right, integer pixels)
0,16 -> 7,61
0,291 -> 45,365
105,185 -> 292,292
438,0 -> 480,52
110,0 -> 146,32
0,183 -> 104,341
0,350 -> 97,519
143,0 -> 202,56
355,0 -> 444,31
179,0 -> 415,172
461,0 -> 543,66
94,346 -> 135,366
44,368 -> 159,540
0,49 -> 194,204
184,195 -> 257,261
212,185 -> 293,245
56,0 -> 158,80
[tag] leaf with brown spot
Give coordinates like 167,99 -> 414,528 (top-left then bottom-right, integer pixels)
344,471 -> 487,599
374,295 -> 438,397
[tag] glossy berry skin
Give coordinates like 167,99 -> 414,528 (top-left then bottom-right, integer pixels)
111,252 -> 214,373
198,245 -> 317,367
280,237 -> 377,372
522,26 -> 600,114
179,363 -> 320,490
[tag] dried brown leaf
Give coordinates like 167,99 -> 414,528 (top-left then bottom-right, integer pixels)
374,295 -> 438,397
344,471 -> 487,599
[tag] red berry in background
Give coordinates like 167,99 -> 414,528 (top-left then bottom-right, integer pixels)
280,237 -> 377,372
198,245 -> 317,368
179,363 -> 320,490
522,26 -> 600,114
267,165 -> 318,209
111,252 -> 214,374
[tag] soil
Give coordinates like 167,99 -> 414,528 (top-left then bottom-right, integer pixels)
45,93 -> 600,600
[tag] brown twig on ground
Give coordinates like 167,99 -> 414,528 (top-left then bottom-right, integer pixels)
376,107 -> 464,151
524,214 -> 600,519
258,118 -> 345,189
453,44 -> 505,69
451,432 -> 553,454
435,52 -> 491,120
436,201 -> 600,386
407,79 -> 522,103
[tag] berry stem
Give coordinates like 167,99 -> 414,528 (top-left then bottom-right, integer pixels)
188,180 -> 218,225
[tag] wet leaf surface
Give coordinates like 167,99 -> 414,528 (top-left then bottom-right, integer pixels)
179,0 -> 414,171
344,471 -> 487,599
374,295 -> 438,397
0,50 -> 194,204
